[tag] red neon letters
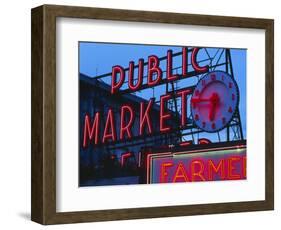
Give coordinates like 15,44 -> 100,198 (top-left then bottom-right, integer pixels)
177,89 -> 191,126
160,94 -> 172,132
102,109 -> 117,143
159,156 -> 246,183
111,47 -> 208,94
83,47 -> 209,148
167,50 -> 179,81
111,65 -> 125,94
120,105 -> 134,140
139,99 -> 154,135
82,92 -> 190,147
128,59 -> 144,91
147,55 -> 162,87
83,112 -> 100,148
191,48 -> 209,73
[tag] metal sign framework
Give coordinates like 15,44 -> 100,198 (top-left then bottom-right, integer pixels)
90,47 -> 245,153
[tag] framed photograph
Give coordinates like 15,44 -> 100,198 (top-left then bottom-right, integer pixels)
31,4 -> 274,225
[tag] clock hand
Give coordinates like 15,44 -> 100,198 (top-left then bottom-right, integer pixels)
209,93 -> 220,121
191,97 -> 212,108
209,102 -> 215,121
191,98 -> 211,103
191,93 -> 219,107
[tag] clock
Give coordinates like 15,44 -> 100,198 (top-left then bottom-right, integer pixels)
190,70 -> 239,132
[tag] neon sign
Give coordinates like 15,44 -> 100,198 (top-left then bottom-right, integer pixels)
111,47 -> 207,94
82,47 -> 210,148
147,144 -> 246,184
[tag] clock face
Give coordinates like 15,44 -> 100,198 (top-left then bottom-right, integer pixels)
190,71 -> 239,132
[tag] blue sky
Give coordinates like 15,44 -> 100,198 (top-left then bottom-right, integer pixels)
79,42 -> 246,142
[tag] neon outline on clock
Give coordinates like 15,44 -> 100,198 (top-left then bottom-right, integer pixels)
190,70 -> 239,133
